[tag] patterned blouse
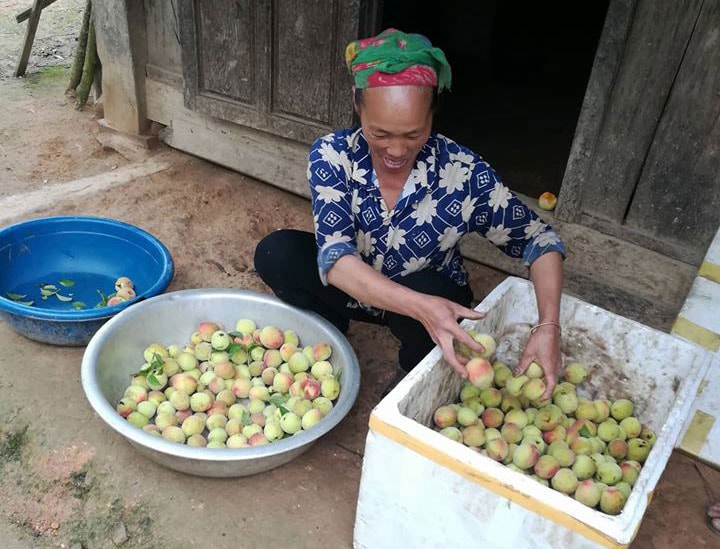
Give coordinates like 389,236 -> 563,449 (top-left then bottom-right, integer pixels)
308,128 -> 565,290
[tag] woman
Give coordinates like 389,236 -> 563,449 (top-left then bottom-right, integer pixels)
254,28 -> 565,398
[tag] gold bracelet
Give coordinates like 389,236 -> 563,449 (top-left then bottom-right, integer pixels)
531,321 -> 561,334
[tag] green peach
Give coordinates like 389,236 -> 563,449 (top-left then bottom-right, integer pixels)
551,468 -> 578,494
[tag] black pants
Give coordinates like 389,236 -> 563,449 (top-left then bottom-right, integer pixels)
253,229 -> 473,372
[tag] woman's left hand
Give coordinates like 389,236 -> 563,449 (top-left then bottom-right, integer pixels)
513,325 -> 562,400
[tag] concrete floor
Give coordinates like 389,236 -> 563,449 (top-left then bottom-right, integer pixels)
0,61 -> 719,549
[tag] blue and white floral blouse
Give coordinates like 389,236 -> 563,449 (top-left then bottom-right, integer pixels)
308,128 -> 565,288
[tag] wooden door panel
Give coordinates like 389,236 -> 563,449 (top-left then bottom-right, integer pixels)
273,0 -> 339,124
197,0 -> 257,104
179,0 -> 361,144
579,0 -> 703,223
624,0 -> 720,263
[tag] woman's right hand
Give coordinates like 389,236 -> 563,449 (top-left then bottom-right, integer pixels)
412,295 -> 486,378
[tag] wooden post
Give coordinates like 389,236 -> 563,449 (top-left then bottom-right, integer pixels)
15,0 -> 57,24
14,0 -> 45,77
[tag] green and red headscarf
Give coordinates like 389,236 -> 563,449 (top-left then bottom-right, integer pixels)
345,28 -> 452,92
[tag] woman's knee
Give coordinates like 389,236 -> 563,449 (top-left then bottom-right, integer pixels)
254,229 -> 314,283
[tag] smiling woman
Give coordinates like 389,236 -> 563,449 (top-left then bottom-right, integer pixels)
254,28 -> 566,396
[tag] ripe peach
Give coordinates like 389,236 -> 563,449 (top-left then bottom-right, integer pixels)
534,455 -> 560,479
124,385 -> 148,403
575,480 -> 602,508
481,408 -> 504,429
594,400 -> 611,422
523,378 -> 546,400
543,425 -> 567,445
457,407 -> 479,427
501,423 -> 523,444
538,191 -> 557,211
485,438 -> 509,461
599,487 -> 626,515
190,392 -> 212,412
505,409 -> 528,429
607,439 -> 628,460
198,321 -> 221,342
465,358 -> 494,389
513,443 -> 540,469
259,326 -> 284,349
115,276 -> 134,291
116,398 -> 137,418
620,460 -> 641,486
433,405 -> 457,428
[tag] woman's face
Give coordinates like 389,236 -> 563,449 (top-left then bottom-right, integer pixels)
356,86 -> 434,175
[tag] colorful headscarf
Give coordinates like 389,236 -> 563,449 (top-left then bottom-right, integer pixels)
345,28 -> 452,92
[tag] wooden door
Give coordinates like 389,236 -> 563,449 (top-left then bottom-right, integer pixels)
178,0 -> 376,144
557,0 -> 720,265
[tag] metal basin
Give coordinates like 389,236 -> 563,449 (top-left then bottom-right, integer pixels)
81,289 -> 360,477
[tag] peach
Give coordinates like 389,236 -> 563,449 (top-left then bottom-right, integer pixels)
465,358 -> 494,389
279,343 -> 297,363
300,379 -> 322,400
522,434 -> 546,455
553,388 -> 579,415
611,399 -> 633,421
260,367 -> 277,386
543,425 -> 567,445
272,372 -> 294,394
321,378 -> 341,400
594,400 -> 611,422
575,398 -> 597,422
461,424 -> 486,447
259,326 -> 284,349
127,411 -> 149,428
190,392 -> 213,412
538,191 -> 557,211
492,362 -> 513,387
481,408 -> 504,429
157,401 -> 177,416
242,424 -> 263,439
142,424 -> 162,437
627,438 -> 650,463
570,437 -> 592,456
301,408 -> 324,430
433,405 -> 458,429
115,276 -> 134,291
231,378 -> 252,399
522,378 -> 546,400
235,318 -> 256,334
116,398 -> 137,418
310,360 -> 333,380
288,352 -> 311,374
504,409 -> 528,429
470,332 -> 496,359
198,321 -> 221,342
506,375 -> 529,397
181,414 -> 206,437
439,426 -> 463,443
170,373 -> 197,395
280,412 -> 302,434
136,400 -> 157,419
500,394 -> 522,413
572,454 -> 596,480
155,412 -> 178,430
597,462 -> 622,485
313,397 -> 333,416
551,447 -> 576,468
263,421 -> 284,442
599,487 -> 626,515
116,287 -> 136,300
620,460 -> 641,486
551,468 -> 578,494
193,342 -> 213,362
575,480 -> 602,508
534,404 -> 563,431
526,361 -> 544,379
620,417 -> 642,439
457,407 -> 479,427
485,438 -> 509,461
639,428 -> 656,447
124,385 -> 148,403
283,330 -> 299,347
248,386 -> 270,401
534,455 -> 561,479
563,363 -> 587,384
597,420 -> 621,442
312,343 -> 333,362
162,426 -> 186,444
501,423 -> 523,444
216,389 -> 236,407
513,442 -> 540,469
607,439 -> 628,460
480,387 -> 502,408
225,434 -> 247,448
162,358 -> 180,377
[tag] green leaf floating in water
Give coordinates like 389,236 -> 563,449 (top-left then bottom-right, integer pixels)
16,300 -> 34,306
59,278 -> 75,287
41,284 -> 58,291
72,301 -> 86,310
5,292 -> 26,300
56,294 -> 73,302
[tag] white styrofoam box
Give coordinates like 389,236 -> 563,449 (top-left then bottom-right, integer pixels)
701,226 -> 720,269
674,277 -> 720,347
354,277 -> 713,549
678,354 -> 720,463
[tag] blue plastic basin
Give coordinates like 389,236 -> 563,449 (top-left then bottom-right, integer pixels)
0,216 -> 174,346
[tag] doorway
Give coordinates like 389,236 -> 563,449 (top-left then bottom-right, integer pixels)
381,0 -> 609,199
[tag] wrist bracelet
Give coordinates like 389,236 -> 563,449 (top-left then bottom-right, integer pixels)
531,321 -> 561,334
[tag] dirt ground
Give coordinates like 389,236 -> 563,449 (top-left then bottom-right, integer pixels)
1,5 -> 720,549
